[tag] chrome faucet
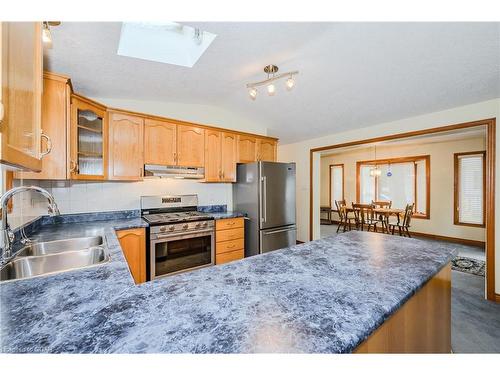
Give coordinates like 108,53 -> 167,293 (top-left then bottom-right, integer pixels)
1,186 -> 60,261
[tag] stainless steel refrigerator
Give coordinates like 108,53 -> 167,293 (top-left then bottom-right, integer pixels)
233,161 -> 296,257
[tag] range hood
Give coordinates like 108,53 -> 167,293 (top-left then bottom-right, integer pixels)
144,164 -> 205,179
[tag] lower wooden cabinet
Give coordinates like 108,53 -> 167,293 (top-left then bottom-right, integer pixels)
215,217 -> 245,265
116,227 -> 146,284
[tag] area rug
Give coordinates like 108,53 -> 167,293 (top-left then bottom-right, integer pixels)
452,256 -> 485,277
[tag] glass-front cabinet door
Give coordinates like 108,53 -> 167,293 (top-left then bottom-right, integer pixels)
70,94 -> 107,180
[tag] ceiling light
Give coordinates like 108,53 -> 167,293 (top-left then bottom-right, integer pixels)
249,87 -> 257,100
246,65 -> 299,101
42,22 -> 53,48
267,83 -> 276,96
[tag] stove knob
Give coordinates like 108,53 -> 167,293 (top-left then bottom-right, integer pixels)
195,222 -> 201,228
183,224 -> 189,230
169,225 -> 175,231
160,226 -> 167,232
202,222 -> 208,227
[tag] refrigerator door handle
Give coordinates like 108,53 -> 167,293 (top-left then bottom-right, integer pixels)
261,176 -> 267,224
263,227 -> 296,235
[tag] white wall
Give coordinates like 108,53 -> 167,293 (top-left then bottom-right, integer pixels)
319,137 -> 486,241
278,98 -> 500,293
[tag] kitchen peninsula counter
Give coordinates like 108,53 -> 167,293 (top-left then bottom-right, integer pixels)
0,218 -> 456,353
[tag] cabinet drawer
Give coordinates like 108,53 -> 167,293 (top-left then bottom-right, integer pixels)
216,227 -> 244,243
216,249 -> 244,265
216,238 -> 244,255
215,217 -> 244,230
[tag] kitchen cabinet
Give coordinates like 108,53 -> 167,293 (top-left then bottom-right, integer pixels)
237,135 -> 258,163
204,130 -> 237,182
204,130 -> 221,182
16,72 -> 71,180
177,125 -> 205,167
0,22 -> 43,171
144,118 -> 176,165
215,217 -> 245,265
221,132 -> 238,181
257,138 -> 277,162
108,111 -> 144,180
70,95 -> 107,180
116,228 -> 146,284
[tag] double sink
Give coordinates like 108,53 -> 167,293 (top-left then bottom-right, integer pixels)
0,236 -> 110,282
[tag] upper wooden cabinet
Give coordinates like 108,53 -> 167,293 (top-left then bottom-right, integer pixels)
70,95 -> 107,180
204,130 -> 222,182
257,138 -> 277,162
238,135 -> 277,163
238,135 -> 258,163
144,118 -> 176,165
0,22 -> 43,171
204,131 -> 238,183
16,72 -> 71,180
221,132 -> 237,181
108,111 -> 144,180
177,125 -> 205,167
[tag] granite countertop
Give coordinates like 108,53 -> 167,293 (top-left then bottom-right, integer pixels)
0,217 -> 456,353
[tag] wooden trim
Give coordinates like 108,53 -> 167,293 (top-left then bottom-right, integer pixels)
328,163 -> 344,207
43,71 -> 73,92
410,231 -> 485,249
308,118 -> 496,302
5,171 -> 14,213
453,151 -> 486,228
485,120 -> 496,301
495,294 -> 500,303
355,155 -> 430,219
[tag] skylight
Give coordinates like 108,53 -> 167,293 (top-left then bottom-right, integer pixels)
117,22 -> 216,68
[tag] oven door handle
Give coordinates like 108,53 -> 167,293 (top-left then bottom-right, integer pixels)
151,229 -> 214,240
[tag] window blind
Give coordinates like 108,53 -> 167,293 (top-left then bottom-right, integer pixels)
330,165 -> 343,207
458,154 -> 484,225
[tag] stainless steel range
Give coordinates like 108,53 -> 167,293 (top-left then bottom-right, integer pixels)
141,195 -> 214,280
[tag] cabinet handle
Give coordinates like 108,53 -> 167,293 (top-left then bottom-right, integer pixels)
174,153 -> 177,162
40,132 -> 52,157
227,244 -> 236,249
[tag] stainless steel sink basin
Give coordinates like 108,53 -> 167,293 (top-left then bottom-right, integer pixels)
16,236 -> 104,257
0,247 -> 110,282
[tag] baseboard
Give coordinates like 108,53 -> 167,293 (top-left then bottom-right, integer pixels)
495,294 -> 500,303
296,240 -> 305,244
410,231 -> 485,249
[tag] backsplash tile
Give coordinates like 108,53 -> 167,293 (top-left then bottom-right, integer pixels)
10,178 -> 233,229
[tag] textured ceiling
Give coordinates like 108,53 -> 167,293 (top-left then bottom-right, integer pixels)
45,22 -> 500,144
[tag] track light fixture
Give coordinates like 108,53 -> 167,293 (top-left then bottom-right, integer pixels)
246,65 -> 298,100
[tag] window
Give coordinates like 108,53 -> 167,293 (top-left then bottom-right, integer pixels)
329,164 -> 344,208
454,152 -> 485,227
357,155 -> 430,218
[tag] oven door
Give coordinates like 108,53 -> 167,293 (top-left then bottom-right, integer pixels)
150,229 -> 214,279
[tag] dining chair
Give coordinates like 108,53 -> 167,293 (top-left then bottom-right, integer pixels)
351,203 -> 380,232
335,200 -> 355,232
388,203 -> 414,237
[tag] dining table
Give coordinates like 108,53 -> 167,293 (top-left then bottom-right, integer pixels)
344,206 -> 405,234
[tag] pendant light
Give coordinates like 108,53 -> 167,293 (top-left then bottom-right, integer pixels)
370,145 -> 382,177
